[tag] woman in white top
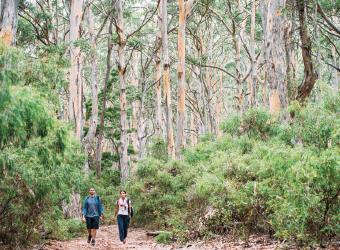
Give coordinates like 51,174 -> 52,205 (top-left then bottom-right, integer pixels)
114,190 -> 132,244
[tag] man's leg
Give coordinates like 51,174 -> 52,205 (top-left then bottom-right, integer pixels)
91,229 -> 97,239
85,217 -> 92,243
91,217 -> 99,246
117,215 -> 125,242
87,229 -> 91,242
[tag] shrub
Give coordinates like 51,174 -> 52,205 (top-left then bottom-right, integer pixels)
127,91 -> 339,247
0,43 -> 85,246
155,231 -> 173,244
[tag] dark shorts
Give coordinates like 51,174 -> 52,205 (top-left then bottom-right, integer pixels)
85,216 -> 100,229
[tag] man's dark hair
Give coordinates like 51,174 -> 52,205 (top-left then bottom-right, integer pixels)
120,190 -> 126,194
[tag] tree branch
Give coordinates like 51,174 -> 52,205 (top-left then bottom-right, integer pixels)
317,2 -> 340,35
126,0 -> 160,40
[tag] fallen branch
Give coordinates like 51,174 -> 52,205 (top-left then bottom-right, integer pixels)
146,231 -> 162,236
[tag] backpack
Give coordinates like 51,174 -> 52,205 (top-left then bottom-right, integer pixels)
127,198 -> 134,218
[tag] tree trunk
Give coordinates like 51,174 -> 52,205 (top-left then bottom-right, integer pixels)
249,0 -> 257,107
137,89 -> 147,159
95,11 -> 114,179
215,71 -> 223,137
260,0 -> 288,115
115,0 -> 129,183
161,0 -> 175,159
130,53 -> 140,153
176,0 -> 187,157
155,2 -> 163,137
284,12 -> 296,102
189,110 -> 197,145
69,0 -> 84,140
0,0 -> 19,45
238,0 -> 248,112
202,31 -> 215,134
331,45 -> 339,91
295,0 -> 318,103
231,14 -> 243,113
83,6 -> 98,176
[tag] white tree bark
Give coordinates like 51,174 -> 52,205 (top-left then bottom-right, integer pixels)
83,6 -> 98,176
161,0 -> 175,158
0,0 -> 19,45
176,0 -> 187,157
130,53 -> 140,153
260,0 -> 288,115
249,0 -> 257,107
69,0 -> 84,140
155,1 -> 163,137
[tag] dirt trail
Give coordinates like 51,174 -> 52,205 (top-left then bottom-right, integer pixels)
42,225 -> 167,250
41,225 -> 338,250
41,225 -> 276,250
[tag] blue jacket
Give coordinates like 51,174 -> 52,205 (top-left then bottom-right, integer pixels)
82,195 -> 104,217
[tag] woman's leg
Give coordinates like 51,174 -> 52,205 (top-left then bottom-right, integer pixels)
117,215 -> 125,242
123,216 -> 130,239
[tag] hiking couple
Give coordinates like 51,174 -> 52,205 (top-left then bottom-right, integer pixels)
82,188 -> 132,246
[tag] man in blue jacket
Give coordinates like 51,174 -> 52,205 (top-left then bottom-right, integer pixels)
82,187 -> 104,246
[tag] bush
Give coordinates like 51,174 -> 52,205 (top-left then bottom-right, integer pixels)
0,43 -> 85,246
127,92 -> 340,247
155,231 -> 173,244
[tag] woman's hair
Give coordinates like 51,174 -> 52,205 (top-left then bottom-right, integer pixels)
120,190 -> 126,194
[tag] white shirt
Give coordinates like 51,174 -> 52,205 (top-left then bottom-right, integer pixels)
117,198 -> 131,216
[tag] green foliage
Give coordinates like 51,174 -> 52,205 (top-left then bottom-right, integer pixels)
128,92 -> 339,246
0,44 -> 85,246
155,231 -> 173,244
148,137 -> 168,162
44,217 -> 85,240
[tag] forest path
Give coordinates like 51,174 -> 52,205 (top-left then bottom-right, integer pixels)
42,225 -> 167,250
39,225 -> 295,250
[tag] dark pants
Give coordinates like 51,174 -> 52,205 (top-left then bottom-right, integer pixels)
117,214 -> 130,241
86,216 -> 100,229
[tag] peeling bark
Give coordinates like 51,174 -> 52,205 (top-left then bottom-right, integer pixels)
161,0 -> 175,159
0,0 -> 19,45
68,0 -> 84,139
260,0 -> 288,115
176,0 -> 187,157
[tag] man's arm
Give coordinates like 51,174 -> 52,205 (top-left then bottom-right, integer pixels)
82,197 -> 87,221
98,197 -> 104,218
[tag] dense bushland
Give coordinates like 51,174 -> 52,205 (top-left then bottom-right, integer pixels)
0,44 -> 85,245
127,89 -> 339,246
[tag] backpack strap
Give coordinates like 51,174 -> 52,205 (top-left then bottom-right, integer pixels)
127,198 -> 131,215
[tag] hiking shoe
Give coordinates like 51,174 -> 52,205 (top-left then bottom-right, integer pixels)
91,239 -> 95,246
87,235 -> 91,243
